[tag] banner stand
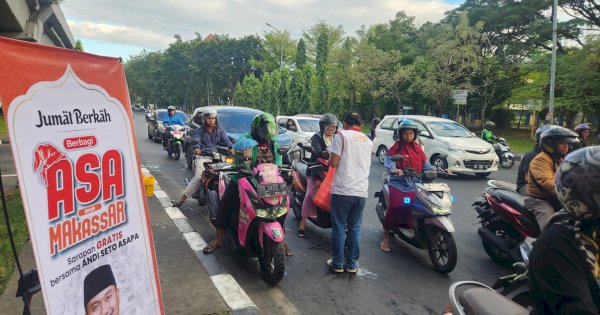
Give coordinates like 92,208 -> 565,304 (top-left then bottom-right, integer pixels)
0,166 -> 40,315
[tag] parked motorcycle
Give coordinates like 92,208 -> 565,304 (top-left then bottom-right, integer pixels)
374,155 -> 458,273
290,143 -> 332,229
210,149 -> 290,285
145,110 -> 152,122
496,137 -> 515,169
166,124 -> 186,160
473,180 -> 540,266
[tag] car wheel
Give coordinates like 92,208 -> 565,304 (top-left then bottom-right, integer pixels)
432,155 -> 448,169
376,146 -> 388,164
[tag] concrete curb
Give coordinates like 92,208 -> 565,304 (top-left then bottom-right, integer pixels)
141,166 -> 259,315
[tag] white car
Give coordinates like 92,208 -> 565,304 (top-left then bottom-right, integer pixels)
372,115 -> 499,178
276,115 -> 321,146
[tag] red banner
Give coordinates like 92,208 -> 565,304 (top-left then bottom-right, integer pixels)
0,37 -> 164,314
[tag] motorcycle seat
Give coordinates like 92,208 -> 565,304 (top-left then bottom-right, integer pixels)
490,180 -> 517,191
494,190 -> 529,215
459,287 -> 528,315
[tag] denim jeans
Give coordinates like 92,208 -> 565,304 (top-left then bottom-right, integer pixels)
330,194 -> 366,270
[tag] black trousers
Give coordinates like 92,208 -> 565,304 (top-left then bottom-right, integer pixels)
215,181 -> 240,230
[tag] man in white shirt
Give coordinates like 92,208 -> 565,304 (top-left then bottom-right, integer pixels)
327,112 -> 373,273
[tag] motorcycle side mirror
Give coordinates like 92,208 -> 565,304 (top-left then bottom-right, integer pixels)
390,155 -> 404,162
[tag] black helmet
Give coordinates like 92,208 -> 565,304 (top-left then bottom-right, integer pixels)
251,113 -> 277,143
372,117 -> 381,125
393,119 -> 418,141
539,126 -> 579,155
485,121 -> 495,129
555,146 -> 600,220
319,113 -> 338,134
167,106 -> 176,112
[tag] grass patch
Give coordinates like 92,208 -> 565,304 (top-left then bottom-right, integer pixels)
0,190 -> 29,296
0,115 -> 6,136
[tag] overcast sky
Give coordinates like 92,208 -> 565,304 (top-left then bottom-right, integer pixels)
62,0 -> 464,59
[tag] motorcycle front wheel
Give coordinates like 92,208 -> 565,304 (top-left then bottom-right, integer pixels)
500,156 -> 515,169
259,238 -> 286,286
428,226 -> 457,274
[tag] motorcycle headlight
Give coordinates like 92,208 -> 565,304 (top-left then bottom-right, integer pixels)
431,204 -> 451,215
255,207 -> 287,220
225,156 -> 235,164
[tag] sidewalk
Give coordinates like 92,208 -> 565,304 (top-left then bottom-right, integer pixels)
0,192 -> 230,314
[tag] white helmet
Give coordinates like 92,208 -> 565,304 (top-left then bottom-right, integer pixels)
202,108 -> 218,124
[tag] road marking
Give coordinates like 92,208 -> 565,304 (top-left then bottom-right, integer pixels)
141,166 -> 259,314
267,287 -> 302,315
1,174 -> 17,177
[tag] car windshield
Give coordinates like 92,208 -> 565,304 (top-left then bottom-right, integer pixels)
428,121 -> 473,138
217,110 -> 261,134
296,119 -> 320,132
157,110 -> 187,123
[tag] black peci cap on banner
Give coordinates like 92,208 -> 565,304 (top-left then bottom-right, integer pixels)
83,264 -> 116,307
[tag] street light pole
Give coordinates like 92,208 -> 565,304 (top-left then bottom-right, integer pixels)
548,0 -> 558,124
266,22 -> 284,115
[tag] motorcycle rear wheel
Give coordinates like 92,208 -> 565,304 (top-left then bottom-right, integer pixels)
290,187 -> 302,220
481,221 -> 519,266
259,238 -> 286,286
428,227 -> 457,274
173,143 -> 181,160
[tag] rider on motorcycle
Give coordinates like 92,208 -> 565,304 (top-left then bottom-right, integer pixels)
297,113 -> 338,237
529,146 -> 600,314
172,108 -> 232,207
516,125 -> 555,195
574,123 -> 591,149
162,106 -> 186,150
525,126 -> 579,230
380,119 -> 438,252
481,121 -> 497,144
202,113 -> 285,254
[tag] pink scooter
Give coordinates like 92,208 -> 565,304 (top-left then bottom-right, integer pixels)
215,162 -> 289,285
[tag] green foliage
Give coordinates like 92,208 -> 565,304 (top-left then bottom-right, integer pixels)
295,39 -> 307,67
0,191 -> 28,295
74,39 -> 84,52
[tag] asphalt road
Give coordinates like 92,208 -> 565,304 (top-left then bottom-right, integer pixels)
134,112 -> 516,314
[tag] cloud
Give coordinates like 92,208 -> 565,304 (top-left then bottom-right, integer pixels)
67,20 -> 173,50
62,0 -> 461,52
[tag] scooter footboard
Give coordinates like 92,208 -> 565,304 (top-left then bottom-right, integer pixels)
425,216 -> 455,233
258,221 -> 285,248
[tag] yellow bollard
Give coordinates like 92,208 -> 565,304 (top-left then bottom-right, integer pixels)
143,175 -> 155,197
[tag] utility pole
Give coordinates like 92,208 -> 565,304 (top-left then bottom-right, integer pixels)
548,0 -> 558,124
266,22 -> 284,116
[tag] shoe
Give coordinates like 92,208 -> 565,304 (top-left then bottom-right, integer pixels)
327,259 -> 344,273
346,265 -> 358,274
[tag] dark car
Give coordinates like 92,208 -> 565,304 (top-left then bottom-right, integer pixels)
147,109 -> 188,143
183,106 -> 295,169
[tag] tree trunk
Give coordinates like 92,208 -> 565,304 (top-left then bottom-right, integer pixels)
517,109 -> 524,129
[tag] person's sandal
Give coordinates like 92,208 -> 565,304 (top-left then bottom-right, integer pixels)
171,200 -> 181,207
202,242 -> 222,254
296,229 -> 305,238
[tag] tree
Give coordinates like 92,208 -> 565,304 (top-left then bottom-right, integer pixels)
367,11 -> 418,64
315,33 -> 330,111
302,21 -> 345,62
417,13 -> 482,115
277,69 -> 290,115
250,30 -> 296,73
295,39 -> 307,67
560,0 -> 600,29
74,39 -> 84,51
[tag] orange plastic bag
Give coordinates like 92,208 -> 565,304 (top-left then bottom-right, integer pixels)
313,167 -> 336,212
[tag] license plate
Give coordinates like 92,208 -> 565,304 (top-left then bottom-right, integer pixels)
257,183 -> 287,198
209,162 -> 231,170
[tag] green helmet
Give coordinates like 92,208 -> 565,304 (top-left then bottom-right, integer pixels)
251,113 -> 278,143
